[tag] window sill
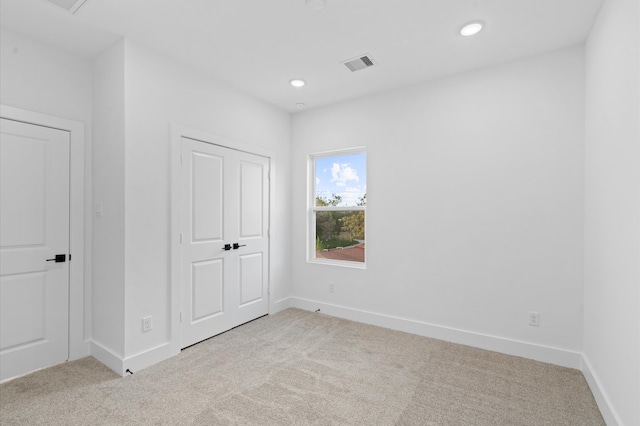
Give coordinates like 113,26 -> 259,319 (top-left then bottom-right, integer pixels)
308,258 -> 366,269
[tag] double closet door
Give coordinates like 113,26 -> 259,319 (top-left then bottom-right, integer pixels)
181,137 -> 269,348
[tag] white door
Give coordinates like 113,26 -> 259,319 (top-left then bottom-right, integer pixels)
0,118 -> 70,381
181,137 -> 269,348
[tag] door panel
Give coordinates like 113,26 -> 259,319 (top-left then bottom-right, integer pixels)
192,152 -> 223,242
239,253 -> 263,306
191,259 -> 224,321
0,273 -> 46,349
0,135 -> 46,246
181,137 -> 269,348
239,161 -> 264,238
0,118 -> 70,381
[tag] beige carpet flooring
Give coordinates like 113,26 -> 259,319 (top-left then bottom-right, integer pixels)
0,308 -> 604,425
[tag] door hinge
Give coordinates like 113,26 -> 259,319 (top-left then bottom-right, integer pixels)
180,233 -> 183,244
69,254 -> 72,261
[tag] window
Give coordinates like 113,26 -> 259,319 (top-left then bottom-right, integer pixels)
309,149 -> 366,267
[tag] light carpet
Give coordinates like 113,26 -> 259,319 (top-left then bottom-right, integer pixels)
0,308 -> 604,425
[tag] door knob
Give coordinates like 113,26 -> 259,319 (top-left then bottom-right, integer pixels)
222,244 -> 232,251
233,243 -> 246,250
46,254 -> 66,263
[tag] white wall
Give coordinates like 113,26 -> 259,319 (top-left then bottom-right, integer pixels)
91,39 -> 292,368
0,29 -> 93,123
584,0 -> 640,424
291,46 -> 586,366
0,28 -> 93,356
92,40 -> 126,359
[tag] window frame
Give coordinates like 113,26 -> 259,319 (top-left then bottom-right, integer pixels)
308,147 -> 366,269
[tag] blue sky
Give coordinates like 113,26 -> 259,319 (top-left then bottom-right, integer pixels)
315,152 -> 366,206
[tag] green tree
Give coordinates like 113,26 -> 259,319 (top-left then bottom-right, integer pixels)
341,193 -> 365,240
316,193 -> 342,207
315,194 -> 343,241
315,192 -> 365,247
341,211 -> 364,240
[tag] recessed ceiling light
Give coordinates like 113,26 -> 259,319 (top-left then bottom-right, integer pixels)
290,79 -> 306,88
460,22 -> 483,37
296,103 -> 306,109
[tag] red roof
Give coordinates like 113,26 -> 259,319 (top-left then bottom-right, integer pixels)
316,243 -> 365,263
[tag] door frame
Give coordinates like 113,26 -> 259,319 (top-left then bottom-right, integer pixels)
169,124 -> 274,354
0,105 -> 87,362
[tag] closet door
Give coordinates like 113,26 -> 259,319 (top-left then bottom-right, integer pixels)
180,137 -> 269,348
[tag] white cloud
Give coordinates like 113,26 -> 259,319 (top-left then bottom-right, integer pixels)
336,186 -> 365,206
331,163 -> 359,188
337,192 -> 364,206
316,177 -> 320,185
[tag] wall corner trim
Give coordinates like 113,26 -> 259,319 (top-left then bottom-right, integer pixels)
581,355 -> 623,426
290,297 -> 582,369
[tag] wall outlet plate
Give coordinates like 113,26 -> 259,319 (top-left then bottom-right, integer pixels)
528,311 -> 540,327
142,316 -> 153,332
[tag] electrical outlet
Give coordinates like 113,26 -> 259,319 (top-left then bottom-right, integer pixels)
528,311 -> 540,327
142,316 -> 153,332
329,282 -> 335,293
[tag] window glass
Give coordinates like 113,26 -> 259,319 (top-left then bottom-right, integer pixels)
314,153 -> 366,207
311,151 -> 366,266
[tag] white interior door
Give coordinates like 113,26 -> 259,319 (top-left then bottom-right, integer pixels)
0,118 -> 70,381
181,137 -> 269,348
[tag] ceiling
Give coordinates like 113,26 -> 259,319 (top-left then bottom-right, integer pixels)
0,0 -> 604,113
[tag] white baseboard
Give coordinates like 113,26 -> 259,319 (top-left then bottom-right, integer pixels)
290,297 -> 582,369
271,297 -> 292,314
123,343 -> 178,375
90,341 -> 124,376
91,340 -> 179,377
581,355 -> 622,426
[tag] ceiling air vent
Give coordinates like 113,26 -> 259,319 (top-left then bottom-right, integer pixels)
45,0 -> 89,14
342,54 -> 376,72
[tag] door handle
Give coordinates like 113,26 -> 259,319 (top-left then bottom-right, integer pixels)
46,254 -> 66,263
222,244 -> 232,251
233,243 -> 246,250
